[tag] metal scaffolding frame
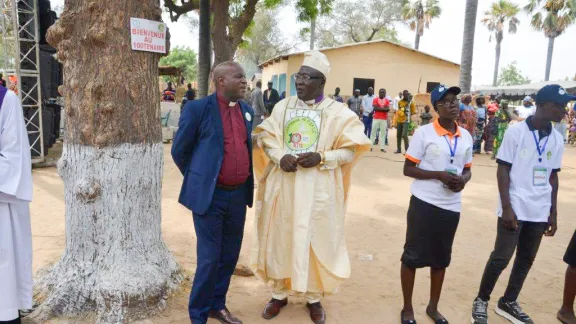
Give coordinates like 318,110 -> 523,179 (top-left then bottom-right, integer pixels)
1,0 -> 44,163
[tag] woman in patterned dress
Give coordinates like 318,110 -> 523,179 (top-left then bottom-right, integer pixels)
458,94 -> 476,137
492,100 -> 512,159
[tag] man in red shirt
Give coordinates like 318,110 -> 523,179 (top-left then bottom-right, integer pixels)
371,88 -> 390,152
172,61 -> 254,324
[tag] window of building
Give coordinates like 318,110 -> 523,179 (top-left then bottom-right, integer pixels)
272,75 -> 279,90
290,73 -> 297,96
278,73 -> 287,95
426,82 -> 440,93
352,78 -> 375,95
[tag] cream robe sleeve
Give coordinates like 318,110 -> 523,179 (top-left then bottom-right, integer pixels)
320,148 -> 355,170
0,91 -> 32,202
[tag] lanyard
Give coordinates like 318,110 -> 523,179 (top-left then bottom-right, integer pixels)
531,130 -> 549,163
443,135 -> 458,164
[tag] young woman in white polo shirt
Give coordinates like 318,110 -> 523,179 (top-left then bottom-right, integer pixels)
471,84 -> 572,324
400,85 -> 473,324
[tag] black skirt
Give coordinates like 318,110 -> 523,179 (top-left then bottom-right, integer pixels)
401,195 -> 460,269
564,230 -> 576,267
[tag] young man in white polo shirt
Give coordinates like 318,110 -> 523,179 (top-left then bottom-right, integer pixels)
471,84 -> 573,324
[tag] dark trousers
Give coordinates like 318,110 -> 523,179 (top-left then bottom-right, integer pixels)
189,184 -> 247,324
0,317 -> 21,324
363,115 -> 373,138
477,218 -> 547,302
397,122 -> 409,152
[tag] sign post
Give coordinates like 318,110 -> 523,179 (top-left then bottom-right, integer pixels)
130,18 -> 167,54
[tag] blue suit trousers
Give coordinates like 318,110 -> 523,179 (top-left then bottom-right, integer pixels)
188,184 -> 247,324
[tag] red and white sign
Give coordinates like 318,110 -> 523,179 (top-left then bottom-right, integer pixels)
130,18 -> 167,54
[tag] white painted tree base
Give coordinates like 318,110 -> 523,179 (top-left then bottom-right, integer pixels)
32,143 -> 183,323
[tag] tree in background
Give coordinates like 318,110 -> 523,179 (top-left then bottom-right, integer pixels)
310,0 -> 404,48
296,0 -> 334,49
401,0 -> 442,50
459,0 -> 479,93
237,8 -> 299,68
524,0 -> 576,81
482,0 -> 520,86
498,61 -> 531,85
159,46 -> 198,83
31,1 -> 182,322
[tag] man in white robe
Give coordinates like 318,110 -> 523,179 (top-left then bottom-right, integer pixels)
0,86 -> 33,324
251,51 -> 371,324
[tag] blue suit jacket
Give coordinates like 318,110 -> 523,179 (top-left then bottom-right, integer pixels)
171,93 -> 254,214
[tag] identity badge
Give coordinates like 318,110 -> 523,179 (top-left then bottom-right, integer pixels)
533,166 -> 548,186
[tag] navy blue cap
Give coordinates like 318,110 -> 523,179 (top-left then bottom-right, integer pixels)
430,84 -> 461,105
535,84 -> 576,105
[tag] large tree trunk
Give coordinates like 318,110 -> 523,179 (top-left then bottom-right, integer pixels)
310,18 -> 316,50
493,39 -> 502,86
31,1 -> 182,323
545,36 -> 554,81
458,0 -> 478,93
197,0 -> 212,98
414,20 -> 421,50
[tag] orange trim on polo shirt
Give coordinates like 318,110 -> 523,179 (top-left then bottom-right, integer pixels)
433,120 -> 461,138
464,162 -> 472,168
405,154 -> 421,164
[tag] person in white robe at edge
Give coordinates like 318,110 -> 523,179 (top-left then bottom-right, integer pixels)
0,85 -> 33,324
251,51 -> 371,324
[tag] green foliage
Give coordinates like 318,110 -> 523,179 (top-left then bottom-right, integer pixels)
296,0 -> 334,22
482,0 -> 520,43
159,46 -> 198,83
524,0 -> 576,38
401,0 -> 442,35
498,61 -> 531,86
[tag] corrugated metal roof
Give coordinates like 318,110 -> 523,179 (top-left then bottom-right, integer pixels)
257,39 -> 460,68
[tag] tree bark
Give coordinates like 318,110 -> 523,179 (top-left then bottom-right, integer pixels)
310,18 -> 317,50
198,0 -> 212,98
31,1 -> 182,323
414,20 -> 421,50
545,36 -> 554,81
493,39 -> 502,86
459,0 -> 479,93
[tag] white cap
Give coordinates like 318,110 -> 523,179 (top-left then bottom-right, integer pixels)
302,51 -> 331,77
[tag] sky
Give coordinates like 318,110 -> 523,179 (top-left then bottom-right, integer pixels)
51,0 -> 576,88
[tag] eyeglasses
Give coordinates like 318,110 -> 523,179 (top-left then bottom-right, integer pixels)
293,74 -> 324,82
436,100 -> 459,108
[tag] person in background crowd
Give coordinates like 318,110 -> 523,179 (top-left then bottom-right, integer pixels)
332,87 -> 344,103
252,51 -> 371,324
264,81 -> 280,115
483,103 -> 498,155
393,91 -> 402,128
0,84 -> 33,324
458,94 -> 476,136
474,96 -> 488,154
185,83 -> 196,101
568,112 -> 576,145
172,61 -> 254,324
7,76 -> 17,95
471,84 -> 570,324
515,96 -> 536,121
401,84 -> 472,324
420,105 -> 433,125
162,81 -> 176,102
361,87 -> 376,137
558,230 -> 576,324
280,91 -> 286,101
347,89 -> 362,117
492,100 -> 512,160
371,88 -> 390,152
0,73 -> 6,87
395,90 -> 416,154
554,110 -> 569,143
250,80 -> 267,131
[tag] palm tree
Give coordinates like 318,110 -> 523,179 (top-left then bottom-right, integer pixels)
197,0 -> 211,98
525,0 -> 576,81
459,0 -> 479,93
482,0 -> 520,86
401,0 -> 442,50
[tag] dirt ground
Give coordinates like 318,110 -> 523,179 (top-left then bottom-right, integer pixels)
31,133 -> 576,324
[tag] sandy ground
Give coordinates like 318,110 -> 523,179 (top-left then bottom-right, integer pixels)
30,133 -> 576,324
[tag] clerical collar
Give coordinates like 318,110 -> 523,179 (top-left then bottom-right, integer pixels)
304,94 -> 325,105
216,92 -> 237,107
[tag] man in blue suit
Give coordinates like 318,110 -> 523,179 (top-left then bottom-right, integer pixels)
172,61 -> 254,324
